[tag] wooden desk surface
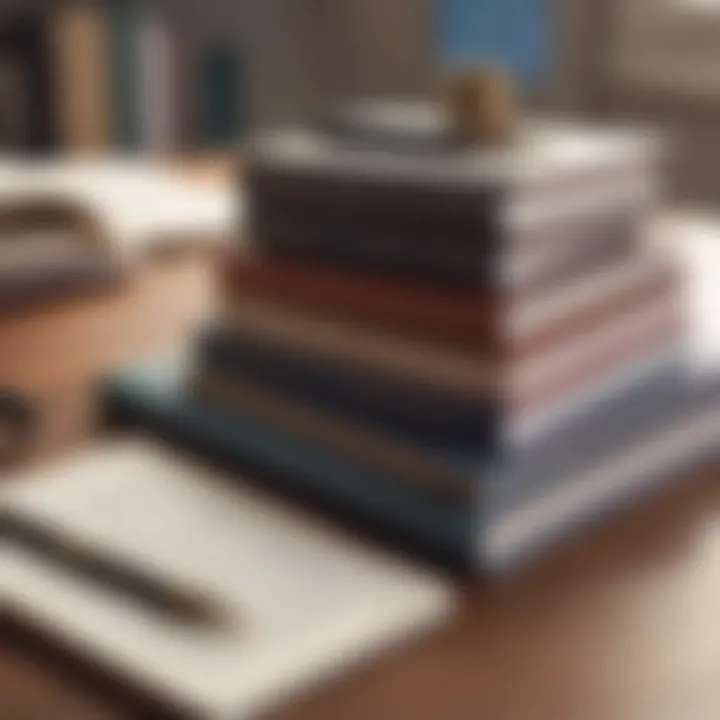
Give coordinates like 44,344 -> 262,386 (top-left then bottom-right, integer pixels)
0,254 -> 718,720
1,177 -> 720,718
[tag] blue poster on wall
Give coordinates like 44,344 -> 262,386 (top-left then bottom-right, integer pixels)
440,0 -> 550,85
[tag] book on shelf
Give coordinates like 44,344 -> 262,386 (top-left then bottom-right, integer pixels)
0,10 -> 58,151
0,2 -> 234,155
199,42 -> 244,148
106,0 -> 142,149
53,3 -> 111,153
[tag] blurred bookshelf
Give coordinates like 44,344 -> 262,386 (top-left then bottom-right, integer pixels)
0,0 -> 246,157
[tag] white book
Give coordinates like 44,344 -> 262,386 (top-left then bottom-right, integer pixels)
0,439 -> 455,720
253,102 -> 666,212
0,160 -> 237,263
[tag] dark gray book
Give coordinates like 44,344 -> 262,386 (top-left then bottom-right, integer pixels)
245,116 -> 661,287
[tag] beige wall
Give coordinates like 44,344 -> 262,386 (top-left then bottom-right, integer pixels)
303,0 -> 720,206
310,0 -> 437,103
301,0 -> 612,114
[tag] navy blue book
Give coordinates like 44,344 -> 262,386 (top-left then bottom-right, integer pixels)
196,329 -> 687,451
196,342 -> 691,487
197,329 -> 497,448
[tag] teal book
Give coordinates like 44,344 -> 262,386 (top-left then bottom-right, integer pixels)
198,43 -> 245,147
103,360 -> 720,572
107,1 -> 141,149
103,361 -> 473,567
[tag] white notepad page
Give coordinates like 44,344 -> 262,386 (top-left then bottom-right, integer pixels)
0,439 -> 455,720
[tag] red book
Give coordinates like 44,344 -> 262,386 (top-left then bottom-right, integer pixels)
221,251 -> 679,360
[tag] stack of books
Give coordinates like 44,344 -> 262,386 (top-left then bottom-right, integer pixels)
0,2 -> 242,154
105,102 -> 720,571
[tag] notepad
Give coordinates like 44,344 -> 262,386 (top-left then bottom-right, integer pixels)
0,438 -> 455,720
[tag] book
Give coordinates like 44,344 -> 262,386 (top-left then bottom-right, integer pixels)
483,392 -> 720,571
207,278 -> 681,442
137,11 -> 176,153
246,120 -> 660,286
101,357 -> 720,573
107,0 -> 141,150
216,298 -> 498,399
252,204 -> 643,290
0,161 -> 235,262
223,246 -> 677,357
52,3 -> 111,153
0,439 -> 454,719
190,343 -> 686,502
250,162 -> 650,255
191,371 -> 477,501
328,100 -> 667,201
0,225 -> 119,312
171,17 -> 198,153
0,10 -> 58,152
199,42 -> 244,147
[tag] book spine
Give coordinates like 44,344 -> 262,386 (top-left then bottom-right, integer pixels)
198,43 -> 243,147
0,13 -> 58,152
256,217 -> 496,288
172,20 -> 196,152
104,375 -> 473,566
137,11 -> 175,153
191,371 -> 473,501
197,331 -> 498,447
53,3 -> 110,153
248,165 -> 650,288
223,258 -> 499,353
224,243 -> 670,360
107,0 -> 140,150
249,167 -> 501,247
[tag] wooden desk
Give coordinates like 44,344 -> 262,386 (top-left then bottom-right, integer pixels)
0,255 -> 718,720
2,206 -> 720,720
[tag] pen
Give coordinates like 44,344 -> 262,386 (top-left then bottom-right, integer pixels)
1,510 -> 233,628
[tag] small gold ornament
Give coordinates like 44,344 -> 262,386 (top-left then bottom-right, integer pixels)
444,66 -> 518,147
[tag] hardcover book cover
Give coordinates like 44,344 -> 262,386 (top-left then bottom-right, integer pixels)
223,247 -> 676,357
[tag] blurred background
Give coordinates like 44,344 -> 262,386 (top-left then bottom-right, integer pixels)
1,2 -> 720,720
0,0 -> 717,207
